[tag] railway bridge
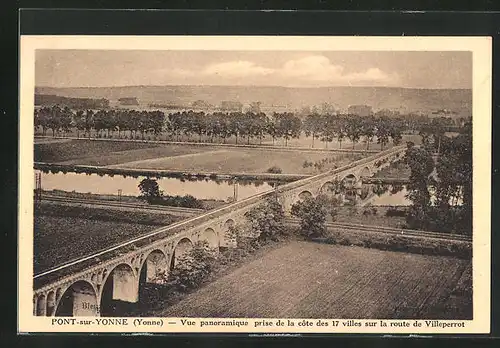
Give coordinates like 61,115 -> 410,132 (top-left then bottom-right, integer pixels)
33,145 -> 407,317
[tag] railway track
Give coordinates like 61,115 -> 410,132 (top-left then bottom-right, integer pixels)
284,218 -> 472,242
39,195 -> 206,215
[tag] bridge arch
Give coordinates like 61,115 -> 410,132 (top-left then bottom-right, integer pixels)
359,166 -> 371,178
202,228 -> 219,249
320,181 -> 339,197
36,294 -> 46,316
55,280 -> 99,317
139,249 -> 169,285
171,238 -> 194,270
100,263 -> 138,317
341,173 -> 358,182
46,291 -> 56,316
298,190 -> 313,201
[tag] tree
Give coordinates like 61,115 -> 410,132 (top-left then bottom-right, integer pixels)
404,146 -> 435,230
346,116 -> 363,150
266,116 -> 280,145
430,117 -> 448,156
433,124 -> 472,234
168,241 -> 218,292
84,109 -> 95,138
74,110 -> 86,138
304,113 -> 324,147
46,105 -> 62,136
334,115 -> 347,149
138,178 -> 163,202
245,195 -> 286,242
361,116 -> 376,150
254,112 -> 268,145
192,112 -> 206,142
376,117 -> 391,150
319,114 -> 336,148
291,194 -> 339,239
35,107 -> 50,135
390,122 -> 403,146
275,112 -> 301,146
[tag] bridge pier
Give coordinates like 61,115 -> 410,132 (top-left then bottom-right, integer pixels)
111,266 -> 138,303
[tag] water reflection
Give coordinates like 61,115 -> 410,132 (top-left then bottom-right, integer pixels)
37,171 -> 274,201
36,171 -> 417,206
321,182 -> 411,206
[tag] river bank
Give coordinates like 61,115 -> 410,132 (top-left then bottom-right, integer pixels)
34,162 -> 309,183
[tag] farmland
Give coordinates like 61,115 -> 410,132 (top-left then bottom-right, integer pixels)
34,204 -> 182,273
110,148 -> 362,174
158,241 -> 472,319
34,139 -> 364,175
34,140 -> 210,166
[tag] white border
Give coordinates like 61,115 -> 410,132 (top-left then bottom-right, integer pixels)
19,36 -> 492,334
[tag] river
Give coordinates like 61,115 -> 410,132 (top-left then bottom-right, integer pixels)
36,171 -> 413,206
37,171 -> 274,201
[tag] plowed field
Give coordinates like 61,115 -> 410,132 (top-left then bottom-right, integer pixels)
160,241 -> 472,319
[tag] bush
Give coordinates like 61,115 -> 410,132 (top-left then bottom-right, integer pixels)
320,230 -> 471,259
291,194 -> 340,239
245,196 -> 286,242
147,193 -> 204,209
266,166 -> 282,174
168,241 -> 218,292
385,207 -> 406,217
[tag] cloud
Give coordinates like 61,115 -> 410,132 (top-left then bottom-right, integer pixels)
278,56 -> 398,85
157,55 -> 398,86
280,55 -> 345,80
202,61 -> 274,78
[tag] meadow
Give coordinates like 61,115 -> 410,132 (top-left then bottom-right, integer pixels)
33,204 -> 182,273
159,241 -> 472,319
34,139 -> 364,175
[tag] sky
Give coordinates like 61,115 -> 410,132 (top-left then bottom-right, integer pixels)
35,50 -> 472,89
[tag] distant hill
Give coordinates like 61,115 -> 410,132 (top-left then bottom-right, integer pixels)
35,85 -> 472,117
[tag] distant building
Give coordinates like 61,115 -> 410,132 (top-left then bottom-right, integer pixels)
118,97 -> 139,106
192,100 -> 213,110
429,109 -> 457,119
348,105 -> 372,117
220,101 -> 243,112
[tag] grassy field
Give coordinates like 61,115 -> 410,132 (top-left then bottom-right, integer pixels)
159,241 -> 471,319
34,204 -> 182,273
34,139 -> 364,174
112,148 -> 362,175
35,140 -> 211,166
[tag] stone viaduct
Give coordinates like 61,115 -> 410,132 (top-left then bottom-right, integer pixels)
33,145 -> 406,317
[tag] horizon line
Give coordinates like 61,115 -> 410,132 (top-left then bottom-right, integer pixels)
34,84 -> 473,91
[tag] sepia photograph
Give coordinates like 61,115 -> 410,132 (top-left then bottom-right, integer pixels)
18,36 -> 491,333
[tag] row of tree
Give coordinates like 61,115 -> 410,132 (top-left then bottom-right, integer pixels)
35,106 -> 165,139
34,105 -> 462,149
303,113 -> 404,150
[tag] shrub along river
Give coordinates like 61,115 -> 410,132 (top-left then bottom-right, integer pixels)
35,171 -> 412,206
